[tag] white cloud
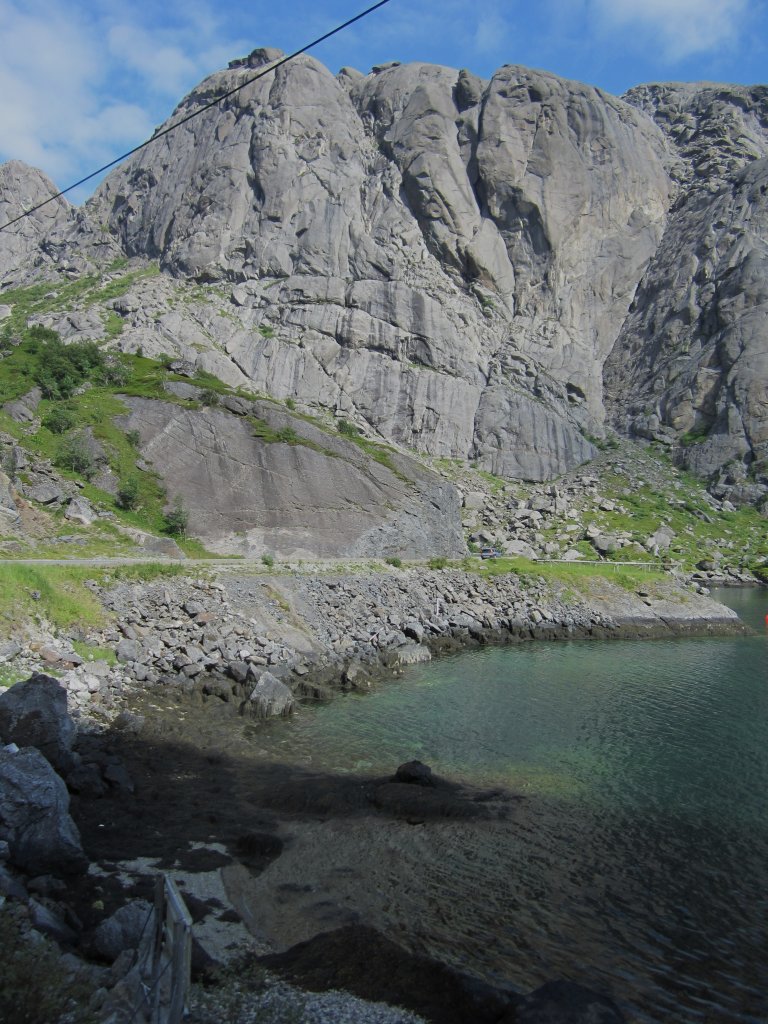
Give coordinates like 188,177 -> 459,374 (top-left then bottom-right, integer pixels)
473,10 -> 512,57
107,24 -> 200,98
0,0 -> 107,185
0,0 -> 247,200
590,0 -> 749,60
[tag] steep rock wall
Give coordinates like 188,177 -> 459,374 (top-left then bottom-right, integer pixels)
606,84 -> 768,498
83,50 -> 676,477
116,395 -> 463,558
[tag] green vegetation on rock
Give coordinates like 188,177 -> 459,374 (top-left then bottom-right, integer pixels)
0,562 -> 186,635
0,262 -> 159,348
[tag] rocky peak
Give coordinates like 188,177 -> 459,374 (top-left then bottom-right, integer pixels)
624,82 -> 768,188
0,161 -> 74,286
228,47 -> 286,70
1,53 -> 766,504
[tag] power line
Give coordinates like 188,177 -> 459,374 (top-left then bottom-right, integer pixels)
0,0 -> 394,234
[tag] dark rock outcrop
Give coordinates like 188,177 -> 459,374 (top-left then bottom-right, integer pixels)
259,923 -> 517,1024
0,746 -> 87,875
512,979 -> 626,1023
0,673 -> 76,773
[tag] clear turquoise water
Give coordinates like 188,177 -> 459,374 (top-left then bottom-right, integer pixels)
256,587 -> 768,1023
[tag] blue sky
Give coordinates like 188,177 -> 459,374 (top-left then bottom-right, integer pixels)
0,0 -> 765,205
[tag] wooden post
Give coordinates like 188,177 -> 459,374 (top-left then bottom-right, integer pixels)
151,874 -> 165,1024
165,875 -> 193,1024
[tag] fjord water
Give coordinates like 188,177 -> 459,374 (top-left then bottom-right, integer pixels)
263,588 -> 768,1023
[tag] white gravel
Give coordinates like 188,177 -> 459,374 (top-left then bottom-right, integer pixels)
188,972 -> 428,1024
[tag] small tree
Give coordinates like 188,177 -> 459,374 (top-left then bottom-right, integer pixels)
116,476 -> 140,510
163,498 -> 188,537
42,405 -> 77,434
55,432 -> 96,479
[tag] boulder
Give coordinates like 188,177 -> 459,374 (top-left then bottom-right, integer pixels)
383,643 -> 432,667
645,524 -> 675,554
503,540 -> 538,560
393,760 -> 435,787
64,496 -> 95,525
0,746 -> 87,876
242,671 -> 295,718
28,897 -> 78,945
0,673 -> 76,772
27,479 -> 66,505
561,549 -> 584,561
2,387 -> 42,423
115,638 -> 140,663
92,899 -> 153,962
591,534 -> 618,555
0,640 -> 21,664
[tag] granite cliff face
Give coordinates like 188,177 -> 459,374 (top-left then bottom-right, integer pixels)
1,54 -> 767,510
604,84 -> 768,502
116,395 -> 463,559
0,162 -> 73,287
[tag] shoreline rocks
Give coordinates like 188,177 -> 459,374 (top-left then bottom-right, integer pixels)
0,565 -> 750,738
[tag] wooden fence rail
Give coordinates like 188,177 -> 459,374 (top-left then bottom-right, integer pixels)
151,874 -> 192,1024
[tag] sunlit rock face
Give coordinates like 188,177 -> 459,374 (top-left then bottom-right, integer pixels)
0,161 -> 74,286
3,59 -> 767,500
83,50 -> 678,479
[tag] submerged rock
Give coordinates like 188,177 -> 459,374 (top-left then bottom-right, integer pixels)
513,979 -> 626,1023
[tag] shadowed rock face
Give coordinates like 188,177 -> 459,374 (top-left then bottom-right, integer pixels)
605,82 -> 768,497
604,158 -> 768,488
117,396 -> 463,558
1,59 -> 767,500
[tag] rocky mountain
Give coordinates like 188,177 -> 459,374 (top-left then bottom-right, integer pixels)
0,52 -> 767,532
604,84 -> 768,501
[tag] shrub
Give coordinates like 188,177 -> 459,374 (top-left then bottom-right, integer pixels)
284,397 -> 296,410
41,405 -> 77,434
428,556 -> 448,569
261,553 -> 275,567
0,908 -> 93,1024
163,498 -> 188,537
277,425 -> 298,443
55,432 -> 96,479
116,476 -> 140,510
31,333 -> 106,400
125,429 -> 141,448
97,358 -> 129,387
26,324 -> 59,349
385,556 -> 402,568
337,419 -> 360,437
200,388 -> 220,406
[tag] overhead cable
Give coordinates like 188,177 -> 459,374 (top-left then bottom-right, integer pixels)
0,0 -> 394,234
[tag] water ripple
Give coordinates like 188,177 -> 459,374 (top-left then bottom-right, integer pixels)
244,589 -> 768,1023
